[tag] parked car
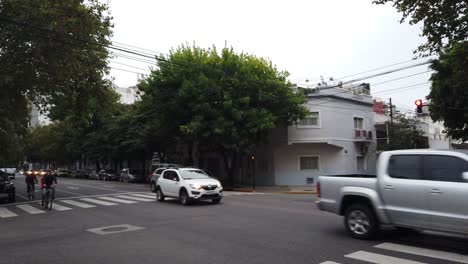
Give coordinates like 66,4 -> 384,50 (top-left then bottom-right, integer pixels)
97,169 -> 118,181
70,170 -> 79,178
88,170 -> 99,180
0,168 -> 16,179
54,169 -> 70,178
120,168 -> 145,183
317,149 -> 468,239
0,170 -> 15,203
76,169 -> 93,179
155,168 -> 223,205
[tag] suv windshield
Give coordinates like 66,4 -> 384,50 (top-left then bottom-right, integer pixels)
180,170 -> 210,180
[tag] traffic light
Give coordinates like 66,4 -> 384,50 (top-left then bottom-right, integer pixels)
415,99 -> 423,113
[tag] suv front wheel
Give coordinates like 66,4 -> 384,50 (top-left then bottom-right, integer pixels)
179,189 -> 191,205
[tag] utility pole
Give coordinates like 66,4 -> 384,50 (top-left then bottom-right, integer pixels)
389,98 -> 394,144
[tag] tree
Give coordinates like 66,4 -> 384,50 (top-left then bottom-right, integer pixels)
373,0 -> 467,55
427,42 -> 468,142
0,0 -> 113,162
138,45 -> 308,184
378,115 -> 428,151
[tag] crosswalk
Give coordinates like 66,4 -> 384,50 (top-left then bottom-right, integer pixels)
320,242 -> 468,264
0,191 -> 259,219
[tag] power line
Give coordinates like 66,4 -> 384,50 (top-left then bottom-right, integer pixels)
371,70 -> 432,87
335,57 -> 429,80
373,82 -> 431,95
109,67 -> 149,75
109,61 -> 152,72
111,52 -> 157,64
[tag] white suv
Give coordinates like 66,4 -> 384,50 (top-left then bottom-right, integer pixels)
155,168 -> 223,205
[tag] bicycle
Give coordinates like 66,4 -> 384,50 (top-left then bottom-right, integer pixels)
26,183 -> 35,201
43,185 -> 55,210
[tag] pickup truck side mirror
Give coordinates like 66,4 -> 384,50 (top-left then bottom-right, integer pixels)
462,172 -> 468,182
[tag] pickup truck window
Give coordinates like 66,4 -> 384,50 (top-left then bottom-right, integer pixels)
388,155 -> 422,180
425,155 -> 468,182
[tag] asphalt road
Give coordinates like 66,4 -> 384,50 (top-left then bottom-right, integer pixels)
1,175 -> 467,264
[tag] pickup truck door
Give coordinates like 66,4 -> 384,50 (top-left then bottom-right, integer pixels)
379,154 -> 431,228
424,155 -> 468,234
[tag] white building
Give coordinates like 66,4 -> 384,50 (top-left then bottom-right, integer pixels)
417,104 -> 452,149
29,105 -> 51,127
114,85 -> 139,104
249,83 -> 377,186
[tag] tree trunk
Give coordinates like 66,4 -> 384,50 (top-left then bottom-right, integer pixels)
221,150 -> 237,188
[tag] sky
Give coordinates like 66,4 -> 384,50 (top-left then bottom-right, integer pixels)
107,0 -> 433,112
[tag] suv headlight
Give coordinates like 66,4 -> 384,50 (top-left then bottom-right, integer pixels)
190,183 -> 202,190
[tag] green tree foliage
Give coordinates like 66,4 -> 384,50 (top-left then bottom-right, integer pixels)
427,42 -> 468,142
373,0 -> 467,55
378,115 -> 429,151
139,45 -> 308,180
0,0 -> 113,162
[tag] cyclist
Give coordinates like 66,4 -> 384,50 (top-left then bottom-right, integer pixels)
41,170 -> 57,206
25,170 -> 38,200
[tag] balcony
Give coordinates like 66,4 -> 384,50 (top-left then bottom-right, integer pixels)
354,130 -> 373,141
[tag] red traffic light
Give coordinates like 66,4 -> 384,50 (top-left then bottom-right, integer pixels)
415,99 -> 423,106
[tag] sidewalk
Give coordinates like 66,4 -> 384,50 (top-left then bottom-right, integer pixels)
225,185 -> 317,195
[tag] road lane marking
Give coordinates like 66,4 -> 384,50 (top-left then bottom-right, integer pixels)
127,193 -> 155,199
345,251 -> 425,264
80,198 -> 117,206
66,187 -> 79,190
55,188 -> 84,196
87,224 -> 145,235
16,204 -> 45,214
61,200 -> 96,208
320,262 -> 342,264
98,197 -> 137,204
375,243 -> 468,263
62,182 -> 147,191
115,195 -> 154,202
0,208 -> 17,218
36,202 -> 72,211
15,193 -> 29,200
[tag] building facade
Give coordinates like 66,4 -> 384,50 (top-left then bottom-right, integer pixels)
249,83 -> 377,186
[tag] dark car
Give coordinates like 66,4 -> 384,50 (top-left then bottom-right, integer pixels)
98,169 -> 118,181
88,170 -> 99,180
77,169 -> 93,179
120,168 -> 144,183
0,170 -> 16,203
70,170 -> 79,178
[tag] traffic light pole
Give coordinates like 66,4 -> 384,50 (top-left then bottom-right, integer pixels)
389,98 -> 393,143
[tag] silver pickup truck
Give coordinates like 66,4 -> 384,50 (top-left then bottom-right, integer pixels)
317,149 -> 468,239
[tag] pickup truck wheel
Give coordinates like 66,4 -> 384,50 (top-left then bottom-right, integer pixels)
180,189 -> 191,205
156,188 -> 165,202
344,204 -> 378,240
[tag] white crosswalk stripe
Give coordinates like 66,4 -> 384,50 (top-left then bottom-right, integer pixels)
16,204 -> 45,215
320,261 -> 342,264
375,243 -> 468,264
115,195 -> 154,202
128,193 -> 156,199
60,199 -> 96,208
0,207 -> 17,218
98,196 -> 137,204
345,251 -> 425,264
37,202 -> 72,211
80,198 -> 117,206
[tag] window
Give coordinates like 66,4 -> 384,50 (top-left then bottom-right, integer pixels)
163,170 -> 177,180
354,117 -> 363,130
425,155 -> 468,182
357,156 -> 366,171
388,155 -> 422,180
298,112 -> 319,127
300,156 -> 319,170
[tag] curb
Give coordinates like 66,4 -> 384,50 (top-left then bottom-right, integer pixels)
282,191 -> 317,195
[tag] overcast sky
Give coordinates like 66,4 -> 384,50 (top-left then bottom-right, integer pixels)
108,0 -> 433,112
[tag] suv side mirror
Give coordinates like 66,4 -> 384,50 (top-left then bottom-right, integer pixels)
462,172 -> 468,182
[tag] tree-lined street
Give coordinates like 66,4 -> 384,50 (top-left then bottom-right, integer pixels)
1,175 -> 467,264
